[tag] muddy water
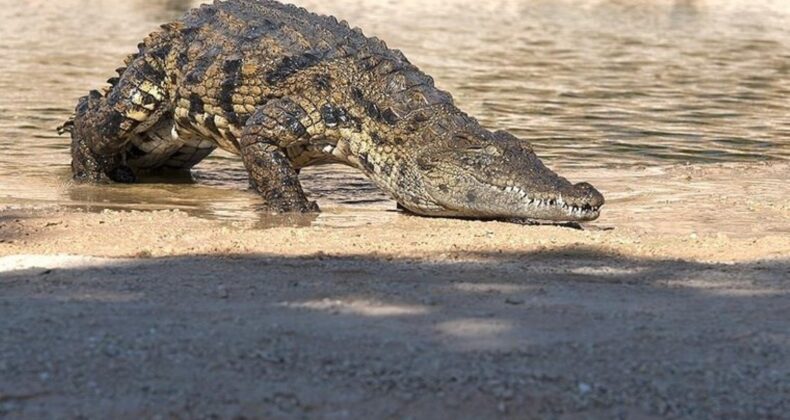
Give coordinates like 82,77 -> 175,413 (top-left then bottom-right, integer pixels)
0,0 -> 788,232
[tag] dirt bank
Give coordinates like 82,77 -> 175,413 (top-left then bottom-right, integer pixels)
1,162 -> 788,418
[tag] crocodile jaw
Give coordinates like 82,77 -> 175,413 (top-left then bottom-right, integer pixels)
408,135 -> 605,222
416,179 -> 604,222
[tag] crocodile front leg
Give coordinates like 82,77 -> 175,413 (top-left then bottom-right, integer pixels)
240,98 -> 319,213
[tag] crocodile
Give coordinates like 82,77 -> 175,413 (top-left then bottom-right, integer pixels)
59,0 -> 604,222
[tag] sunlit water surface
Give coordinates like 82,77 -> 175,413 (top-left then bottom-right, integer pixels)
0,0 -> 788,229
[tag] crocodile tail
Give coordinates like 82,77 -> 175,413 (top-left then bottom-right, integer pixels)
108,52 -> 142,90
59,21 -> 177,137
58,48 -> 141,137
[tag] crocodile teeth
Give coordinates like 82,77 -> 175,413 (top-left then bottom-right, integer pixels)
558,203 -> 600,216
504,188 -> 600,215
504,185 -> 529,198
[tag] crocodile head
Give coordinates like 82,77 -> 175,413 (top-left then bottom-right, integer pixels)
408,130 -> 604,222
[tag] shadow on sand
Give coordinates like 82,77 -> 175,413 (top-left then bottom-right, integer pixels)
0,248 -> 787,418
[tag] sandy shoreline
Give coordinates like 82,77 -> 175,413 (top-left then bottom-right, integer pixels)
2,161 -> 788,261
1,162 -> 789,418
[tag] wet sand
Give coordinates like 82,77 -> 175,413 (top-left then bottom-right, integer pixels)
1,162 -> 788,418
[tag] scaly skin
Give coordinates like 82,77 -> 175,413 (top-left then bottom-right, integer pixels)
59,0 -> 604,221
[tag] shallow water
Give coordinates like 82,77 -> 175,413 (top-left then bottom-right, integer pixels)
0,0 -> 788,226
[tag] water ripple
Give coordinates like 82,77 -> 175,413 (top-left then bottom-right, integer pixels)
0,0 -> 788,216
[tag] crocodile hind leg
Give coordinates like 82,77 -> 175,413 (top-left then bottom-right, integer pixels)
58,91 -> 131,183
240,98 -> 319,213
64,55 -> 168,183
68,112 -> 136,183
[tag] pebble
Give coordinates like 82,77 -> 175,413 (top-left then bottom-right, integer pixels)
578,382 -> 592,395
420,297 -> 438,306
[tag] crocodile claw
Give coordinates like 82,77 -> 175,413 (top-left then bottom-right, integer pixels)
260,199 -> 320,214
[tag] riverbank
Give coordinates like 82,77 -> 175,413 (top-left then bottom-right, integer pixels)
1,162 -> 788,418
2,162 -> 788,261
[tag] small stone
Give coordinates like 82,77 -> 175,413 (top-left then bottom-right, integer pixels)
420,297 -> 438,306
497,401 -> 507,413
217,285 -> 229,299
578,382 -> 592,395
136,249 -> 153,258
505,297 -> 525,305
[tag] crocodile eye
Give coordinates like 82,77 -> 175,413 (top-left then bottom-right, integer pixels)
454,133 -> 482,149
459,142 -> 500,156
484,145 -> 501,156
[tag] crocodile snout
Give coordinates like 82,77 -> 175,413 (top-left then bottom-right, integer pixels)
572,182 -> 605,208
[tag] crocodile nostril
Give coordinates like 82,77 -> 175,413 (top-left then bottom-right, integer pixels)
574,182 -> 605,207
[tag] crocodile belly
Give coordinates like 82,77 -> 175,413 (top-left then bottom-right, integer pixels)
127,119 -> 217,170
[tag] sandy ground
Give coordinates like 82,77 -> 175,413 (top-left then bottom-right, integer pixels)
1,162 -> 789,418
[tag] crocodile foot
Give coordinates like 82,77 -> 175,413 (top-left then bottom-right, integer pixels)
259,199 -> 320,214
70,135 -> 136,184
